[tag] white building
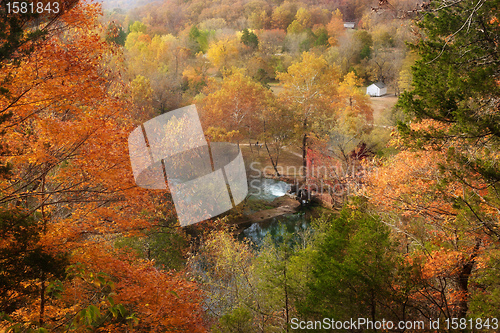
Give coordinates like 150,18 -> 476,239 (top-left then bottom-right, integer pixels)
366,82 -> 387,97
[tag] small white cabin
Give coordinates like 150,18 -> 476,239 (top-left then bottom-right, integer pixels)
343,22 -> 355,29
366,82 -> 387,97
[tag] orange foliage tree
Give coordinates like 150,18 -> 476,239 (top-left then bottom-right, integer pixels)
198,69 -> 272,145
368,0 -> 500,320
365,121 -> 498,319
0,0 -> 206,331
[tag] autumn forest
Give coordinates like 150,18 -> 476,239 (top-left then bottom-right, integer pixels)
1,0 -> 500,331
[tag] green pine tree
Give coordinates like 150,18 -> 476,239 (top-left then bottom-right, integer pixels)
241,28 -> 259,50
397,1 -> 500,186
396,0 -> 500,318
300,205 -> 402,322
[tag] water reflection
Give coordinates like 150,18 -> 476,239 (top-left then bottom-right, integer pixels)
240,213 -> 308,246
242,177 -> 312,246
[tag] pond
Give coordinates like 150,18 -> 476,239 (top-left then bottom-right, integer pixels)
241,178 -> 311,246
240,212 -> 309,246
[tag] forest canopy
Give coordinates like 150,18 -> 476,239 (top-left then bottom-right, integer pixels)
1,0 -> 499,331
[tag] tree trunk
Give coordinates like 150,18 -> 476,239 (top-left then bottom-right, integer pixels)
40,272 -> 45,327
265,142 -> 281,177
457,240 -> 480,318
302,117 -> 307,179
40,173 -> 47,326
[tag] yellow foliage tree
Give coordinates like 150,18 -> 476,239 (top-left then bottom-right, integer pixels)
277,52 -> 341,177
206,38 -> 239,72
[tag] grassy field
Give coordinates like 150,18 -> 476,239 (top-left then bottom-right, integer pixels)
369,94 -> 399,126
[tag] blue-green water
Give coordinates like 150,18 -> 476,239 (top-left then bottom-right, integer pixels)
242,178 -> 310,246
241,212 -> 308,246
